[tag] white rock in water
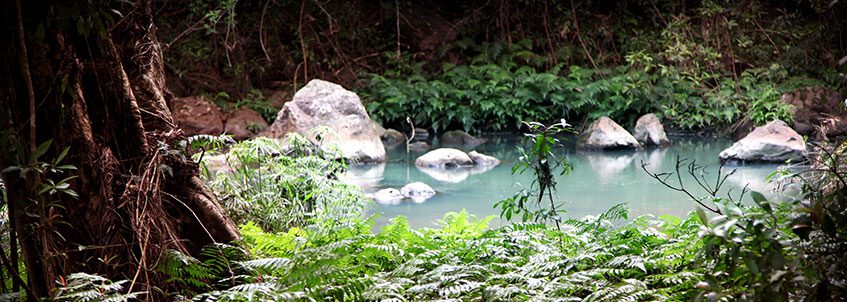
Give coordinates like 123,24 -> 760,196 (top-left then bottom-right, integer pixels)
400,182 -> 436,203
578,116 -> 641,150
467,151 -> 500,167
414,148 -> 474,169
719,120 -> 806,163
633,113 -> 671,147
367,188 -> 404,205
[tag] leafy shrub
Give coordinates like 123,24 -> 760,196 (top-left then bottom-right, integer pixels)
197,136 -> 370,233
359,42 -> 828,133
161,209 -> 707,301
54,273 -> 143,302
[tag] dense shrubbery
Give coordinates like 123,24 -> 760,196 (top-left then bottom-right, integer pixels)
46,136 -> 847,301
132,137 -> 842,300
358,42 -> 820,133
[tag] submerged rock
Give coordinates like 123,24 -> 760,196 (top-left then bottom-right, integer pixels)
367,188 -> 404,205
578,117 -> 641,150
440,130 -> 487,148
409,141 -> 431,152
633,113 -> 671,147
174,96 -> 224,135
225,108 -> 269,140
400,182 -> 436,203
415,148 -> 475,169
412,128 -> 430,140
468,151 -> 500,167
719,120 -> 806,163
262,79 -> 386,163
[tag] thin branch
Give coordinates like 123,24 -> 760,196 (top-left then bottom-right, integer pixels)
259,0 -> 273,63
640,158 -> 721,214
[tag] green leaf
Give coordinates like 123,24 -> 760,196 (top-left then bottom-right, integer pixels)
749,191 -> 772,214
33,139 -> 53,163
696,207 -> 709,226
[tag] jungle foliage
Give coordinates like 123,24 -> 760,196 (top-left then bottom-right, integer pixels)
42,136 -> 847,301
358,41 -> 824,133
157,0 -> 845,132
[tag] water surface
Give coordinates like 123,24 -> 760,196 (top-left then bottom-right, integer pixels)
342,134 -> 784,229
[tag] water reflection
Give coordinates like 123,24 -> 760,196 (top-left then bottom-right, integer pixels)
340,163 -> 385,188
416,164 -> 497,183
580,152 -> 637,181
417,166 -> 470,183
346,134 -> 781,228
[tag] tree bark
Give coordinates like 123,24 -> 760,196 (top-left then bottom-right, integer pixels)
0,0 -> 239,299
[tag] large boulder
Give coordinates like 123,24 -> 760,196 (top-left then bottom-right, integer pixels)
719,120 -> 807,163
225,108 -> 269,140
441,130 -> 487,147
633,113 -> 671,147
578,117 -> 641,150
174,96 -> 224,135
262,80 -> 386,163
400,182 -> 436,203
415,148 -> 474,169
781,87 -> 846,138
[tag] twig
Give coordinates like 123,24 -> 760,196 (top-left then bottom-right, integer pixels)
298,0 -> 309,82
640,158 -> 721,214
395,0 -> 401,61
569,0 -> 600,74
259,0 -> 273,63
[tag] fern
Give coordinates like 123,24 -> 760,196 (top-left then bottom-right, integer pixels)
54,273 -> 144,302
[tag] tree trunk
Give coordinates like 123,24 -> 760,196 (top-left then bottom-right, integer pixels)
0,0 -> 239,299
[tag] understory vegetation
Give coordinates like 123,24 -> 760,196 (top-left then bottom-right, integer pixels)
358,41 -> 829,133
42,135 -> 845,301
156,0 -> 845,133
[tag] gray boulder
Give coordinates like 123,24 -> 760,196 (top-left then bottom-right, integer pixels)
441,130 -> 487,147
468,151 -> 500,167
262,80 -> 386,163
400,182 -> 436,203
719,120 -> 807,163
415,148 -> 474,169
578,117 -> 641,150
633,113 -> 671,147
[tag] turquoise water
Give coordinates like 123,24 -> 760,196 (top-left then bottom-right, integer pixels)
342,134 -> 785,229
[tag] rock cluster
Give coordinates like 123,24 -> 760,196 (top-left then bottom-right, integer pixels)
173,96 -> 269,140
367,182 -> 437,205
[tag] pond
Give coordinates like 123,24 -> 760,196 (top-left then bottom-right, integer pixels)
342,134 -> 786,229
